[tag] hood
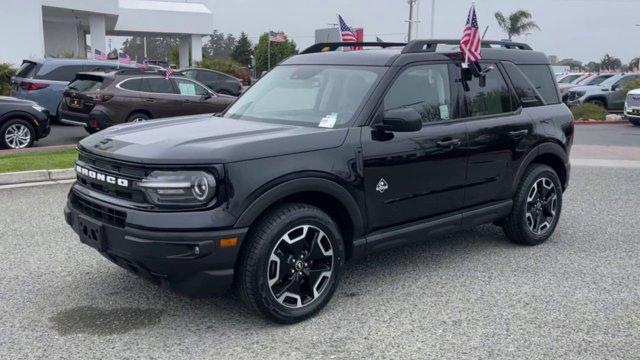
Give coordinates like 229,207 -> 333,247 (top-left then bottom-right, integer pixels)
627,88 -> 640,96
0,96 -> 37,106
78,115 -> 348,165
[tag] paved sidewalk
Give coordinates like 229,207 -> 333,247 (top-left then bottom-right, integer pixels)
571,144 -> 640,161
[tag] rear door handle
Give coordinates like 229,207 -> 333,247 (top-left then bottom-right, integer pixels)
508,130 -> 529,139
436,138 -> 461,150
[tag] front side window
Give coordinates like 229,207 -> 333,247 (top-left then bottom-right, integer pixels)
384,64 -> 452,122
181,70 -> 197,79
615,75 -> 640,88
463,65 -> 515,117
225,65 -> 384,128
173,78 -> 209,96
502,62 -> 543,107
199,71 -> 224,82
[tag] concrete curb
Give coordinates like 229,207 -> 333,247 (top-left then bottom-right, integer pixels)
0,168 -> 75,186
573,120 -> 630,125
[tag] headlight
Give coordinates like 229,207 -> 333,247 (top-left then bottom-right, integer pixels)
137,170 -> 217,207
31,104 -> 46,112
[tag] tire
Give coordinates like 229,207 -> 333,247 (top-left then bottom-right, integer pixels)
84,127 -> 100,135
630,120 -> 640,127
126,112 -> 150,123
588,99 -> 605,109
503,164 -> 563,246
237,203 -> 345,324
0,118 -> 35,149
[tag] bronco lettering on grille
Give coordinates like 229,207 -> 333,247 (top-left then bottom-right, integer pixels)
76,165 -> 129,187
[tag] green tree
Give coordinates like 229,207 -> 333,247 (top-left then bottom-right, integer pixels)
0,62 -> 16,96
203,30 -> 237,59
494,10 -> 540,40
625,57 -> 640,71
585,61 -> 600,72
232,32 -> 253,66
121,36 -> 180,61
254,32 -> 297,74
600,54 -> 622,71
558,58 -> 583,71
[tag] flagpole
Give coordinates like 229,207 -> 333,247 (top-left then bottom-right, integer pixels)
267,34 -> 271,72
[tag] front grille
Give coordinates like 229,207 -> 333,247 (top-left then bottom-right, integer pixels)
627,94 -> 640,108
71,193 -> 127,228
76,151 -> 147,203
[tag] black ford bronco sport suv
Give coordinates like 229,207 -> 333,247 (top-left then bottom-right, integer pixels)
64,40 -> 573,323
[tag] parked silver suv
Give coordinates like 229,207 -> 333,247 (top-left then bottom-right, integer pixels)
566,73 -> 640,111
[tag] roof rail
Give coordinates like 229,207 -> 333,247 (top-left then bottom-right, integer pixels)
301,42 -> 407,54
401,39 -> 532,53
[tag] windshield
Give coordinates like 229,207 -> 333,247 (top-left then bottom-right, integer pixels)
224,65 -> 385,128
558,75 -> 581,84
584,75 -> 613,85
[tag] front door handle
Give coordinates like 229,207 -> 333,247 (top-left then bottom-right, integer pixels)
508,130 -> 529,139
144,98 -> 156,103
436,138 -> 461,150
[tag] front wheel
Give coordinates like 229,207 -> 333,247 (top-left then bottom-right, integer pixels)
503,164 -> 563,246
237,203 -> 345,323
1,119 -> 35,149
630,119 -> 640,127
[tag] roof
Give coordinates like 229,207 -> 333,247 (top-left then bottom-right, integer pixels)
284,40 -> 551,67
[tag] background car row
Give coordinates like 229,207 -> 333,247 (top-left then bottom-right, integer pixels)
0,58 -> 242,148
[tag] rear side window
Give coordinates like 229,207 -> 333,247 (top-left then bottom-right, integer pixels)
16,62 -> 40,78
502,62 -> 544,107
37,65 -> 85,82
199,71 -> 225,82
68,77 -> 104,92
518,65 -> 560,104
141,78 -> 175,94
463,65 -> 515,117
119,78 -> 142,91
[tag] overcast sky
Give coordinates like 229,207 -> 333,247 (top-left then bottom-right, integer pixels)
114,0 -> 640,64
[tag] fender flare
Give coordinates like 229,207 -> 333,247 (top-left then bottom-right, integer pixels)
0,110 -> 37,124
235,177 -> 365,238
510,142 -> 568,194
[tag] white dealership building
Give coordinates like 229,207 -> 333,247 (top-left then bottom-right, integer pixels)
0,0 -> 214,68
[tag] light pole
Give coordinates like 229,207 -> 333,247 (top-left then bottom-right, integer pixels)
406,0 -> 417,41
430,0 -> 436,38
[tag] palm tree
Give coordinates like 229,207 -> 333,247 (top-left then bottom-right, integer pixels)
494,10 -> 540,41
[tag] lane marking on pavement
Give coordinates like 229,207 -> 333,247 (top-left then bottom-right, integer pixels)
572,158 -> 640,169
0,179 -> 75,190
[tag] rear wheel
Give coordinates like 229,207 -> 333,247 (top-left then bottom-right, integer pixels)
1,119 -> 35,149
238,203 -> 345,323
588,99 -> 606,109
503,164 -> 563,246
126,112 -> 150,123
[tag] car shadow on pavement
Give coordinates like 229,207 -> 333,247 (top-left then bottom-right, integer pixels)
51,223 -> 529,333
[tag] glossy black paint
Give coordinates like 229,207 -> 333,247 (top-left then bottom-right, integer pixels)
0,96 -> 51,141
67,44 -> 573,296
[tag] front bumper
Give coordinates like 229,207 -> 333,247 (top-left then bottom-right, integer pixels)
624,107 -> 640,119
64,186 -> 248,296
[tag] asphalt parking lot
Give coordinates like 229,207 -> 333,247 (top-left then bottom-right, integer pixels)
1,164 -> 639,359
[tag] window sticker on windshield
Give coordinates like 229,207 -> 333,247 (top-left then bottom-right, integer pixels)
319,113 -> 338,128
439,105 -> 450,120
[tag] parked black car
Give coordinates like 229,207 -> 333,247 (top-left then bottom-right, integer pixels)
177,68 -> 243,96
64,40 -> 573,323
0,96 -> 50,149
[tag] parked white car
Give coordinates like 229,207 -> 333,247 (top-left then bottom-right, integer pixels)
624,88 -> 640,126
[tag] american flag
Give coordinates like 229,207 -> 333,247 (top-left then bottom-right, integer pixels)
118,52 -> 133,64
94,49 -> 107,61
136,58 -> 149,69
165,65 -> 173,79
460,4 -> 482,65
269,31 -> 287,43
338,14 -> 357,48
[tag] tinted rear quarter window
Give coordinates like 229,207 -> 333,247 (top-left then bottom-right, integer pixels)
518,65 -> 560,104
68,77 -> 104,92
37,65 -> 86,82
16,62 -> 40,78
119,78 -> 142,91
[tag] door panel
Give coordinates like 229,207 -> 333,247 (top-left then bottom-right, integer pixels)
361,63 -> 468,231
459,63 -> 535,207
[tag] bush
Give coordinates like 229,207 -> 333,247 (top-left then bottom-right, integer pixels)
0,62 -> 17,96
570,103 -> 608,121
195,57 -> 246,79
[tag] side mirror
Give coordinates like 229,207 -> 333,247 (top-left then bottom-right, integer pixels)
200,92 -> 212,100
611,84 -> 619,91
380,108 -> 423,132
